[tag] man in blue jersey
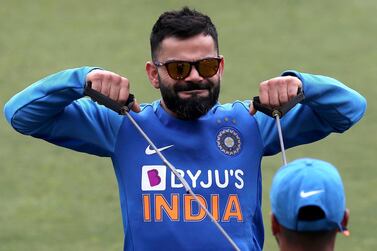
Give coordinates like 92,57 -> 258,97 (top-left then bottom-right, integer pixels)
4,7 -> 366,251
270,158 -> 350,251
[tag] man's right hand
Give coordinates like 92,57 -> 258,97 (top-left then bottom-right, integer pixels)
86,69 -> 141,112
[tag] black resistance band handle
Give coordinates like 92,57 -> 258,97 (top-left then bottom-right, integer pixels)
252,89 -> 305,118
84,81 -> 135,115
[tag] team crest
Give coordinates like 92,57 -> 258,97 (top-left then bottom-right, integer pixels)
216,127 -> 242,156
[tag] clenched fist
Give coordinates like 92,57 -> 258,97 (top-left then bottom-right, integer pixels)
250,76 -> 302,115
86,69 -> 141,112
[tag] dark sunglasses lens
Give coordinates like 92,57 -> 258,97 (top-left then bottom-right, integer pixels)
166,62 -> 191,80
198,58 -> 220,78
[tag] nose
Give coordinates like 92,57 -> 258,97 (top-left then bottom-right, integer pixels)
184,65 -> 204,82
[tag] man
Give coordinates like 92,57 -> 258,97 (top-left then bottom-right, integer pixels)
4,7 -> 365,251
270,158 -> 350,251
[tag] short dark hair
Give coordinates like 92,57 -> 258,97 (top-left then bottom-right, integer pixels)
281,226 -> 337,250
150,7 -> 219,60
278,207 -> 336,250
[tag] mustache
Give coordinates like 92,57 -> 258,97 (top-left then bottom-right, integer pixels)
174,82 -> 212,92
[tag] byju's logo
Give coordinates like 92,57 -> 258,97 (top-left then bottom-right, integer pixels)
141,165 -> 166,191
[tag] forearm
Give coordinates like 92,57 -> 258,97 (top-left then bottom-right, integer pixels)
3,67 -> 122,156
259,71 -> 367,156
282,70 -> 367,132
4,67 -> 92,133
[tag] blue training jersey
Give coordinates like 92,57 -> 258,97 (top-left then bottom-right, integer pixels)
3,67 -> 366,251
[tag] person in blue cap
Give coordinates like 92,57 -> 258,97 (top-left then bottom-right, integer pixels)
270,158 -> 350,251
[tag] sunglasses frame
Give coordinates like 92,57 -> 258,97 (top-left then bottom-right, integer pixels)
154,57 -> 222,80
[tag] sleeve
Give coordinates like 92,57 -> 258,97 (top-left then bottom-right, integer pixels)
256,70 -> 367,156
3,67 -> 123,157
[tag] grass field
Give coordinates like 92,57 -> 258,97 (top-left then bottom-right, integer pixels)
1,0 -> 376,250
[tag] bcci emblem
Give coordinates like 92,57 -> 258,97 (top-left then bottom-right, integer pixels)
216,127 -> 242,156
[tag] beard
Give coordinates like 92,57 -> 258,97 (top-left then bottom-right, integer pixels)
158,76 -> 220,120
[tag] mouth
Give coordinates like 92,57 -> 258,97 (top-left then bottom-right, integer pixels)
175,82 -> 211,99
178,89 -> 209,98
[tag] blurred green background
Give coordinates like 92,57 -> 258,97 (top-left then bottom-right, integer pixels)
1,0 -> 376,250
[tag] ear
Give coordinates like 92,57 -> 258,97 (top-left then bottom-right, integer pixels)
218,56 -> 225,80
271,213 -> 281,236
146,61 -> 160,89
342,208 -> 350,228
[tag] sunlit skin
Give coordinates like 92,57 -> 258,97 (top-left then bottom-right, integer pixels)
146,34 -> 224,117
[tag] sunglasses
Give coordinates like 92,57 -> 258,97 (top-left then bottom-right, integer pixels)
154,57 -> 221,80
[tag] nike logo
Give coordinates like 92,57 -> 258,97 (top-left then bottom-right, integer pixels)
300,190 -> 324,198
145,144 -> 174,155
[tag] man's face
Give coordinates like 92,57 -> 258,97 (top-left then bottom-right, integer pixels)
152,34 -> 224,120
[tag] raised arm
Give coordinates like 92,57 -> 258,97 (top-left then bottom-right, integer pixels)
3,67 -> 126,157
254,71 -> 367,156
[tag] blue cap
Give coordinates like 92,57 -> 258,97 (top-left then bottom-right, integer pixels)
270,158 -> 346,232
